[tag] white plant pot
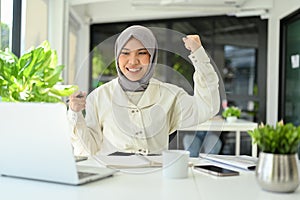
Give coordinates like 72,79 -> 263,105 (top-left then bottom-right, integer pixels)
226,116 -> 237,123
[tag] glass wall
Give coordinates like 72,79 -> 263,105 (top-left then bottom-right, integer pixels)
279,9 -> 300,125
224,45 -> 257,116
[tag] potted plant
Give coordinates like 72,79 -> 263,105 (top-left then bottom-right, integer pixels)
0,41 -> 77,102
248,121 -> 300,193
222,106 -> 241,123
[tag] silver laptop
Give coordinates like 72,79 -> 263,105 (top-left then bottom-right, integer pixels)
0,102 -> 116,185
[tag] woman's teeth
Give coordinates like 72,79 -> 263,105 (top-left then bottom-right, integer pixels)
128,67 -> 142,72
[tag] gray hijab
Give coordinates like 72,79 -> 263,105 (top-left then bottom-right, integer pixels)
115,25 -> 158,92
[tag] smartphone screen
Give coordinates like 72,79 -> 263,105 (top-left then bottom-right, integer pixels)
194,165 -> 239,176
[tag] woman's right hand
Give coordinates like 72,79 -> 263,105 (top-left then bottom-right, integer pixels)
68,91 -> 87,112
182,35 -> 202,53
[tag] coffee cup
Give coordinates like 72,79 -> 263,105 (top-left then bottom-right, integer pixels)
162,150 -> 190,179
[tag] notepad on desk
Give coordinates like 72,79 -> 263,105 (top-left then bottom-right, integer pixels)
199,154 -> 257,170
95,154 -> 162,168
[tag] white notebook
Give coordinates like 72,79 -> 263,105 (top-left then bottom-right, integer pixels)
199,154 -> 257,170
95,154 -> 162,168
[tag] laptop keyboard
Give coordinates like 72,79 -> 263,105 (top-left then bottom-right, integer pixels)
78,171 -> 98,179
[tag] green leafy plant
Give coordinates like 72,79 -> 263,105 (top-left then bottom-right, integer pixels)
248,121 -> 300,154
0,41 -> 78,102
222,106 -> 241,118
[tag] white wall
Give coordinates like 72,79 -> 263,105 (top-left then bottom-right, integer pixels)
73,24 -> 90,93
68,9 -> 90,92
267,0 -> 300,125
48,0 -> 75,89
21,0 -> 48,54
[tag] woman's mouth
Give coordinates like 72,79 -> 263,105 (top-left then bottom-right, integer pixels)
127,67 -> 142,72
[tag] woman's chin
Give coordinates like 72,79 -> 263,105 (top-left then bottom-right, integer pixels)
125,74 -> 143,82
128,78 -> 141,82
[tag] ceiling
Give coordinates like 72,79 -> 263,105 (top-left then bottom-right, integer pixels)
69,0 -> 273,24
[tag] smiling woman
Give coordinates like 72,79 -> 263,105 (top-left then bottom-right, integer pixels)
114,25 -> 158,92
67,25 -> 220,157
118,37 -> 151,81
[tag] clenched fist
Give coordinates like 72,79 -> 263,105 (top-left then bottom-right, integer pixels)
182,35 -> 202,53
68,91 -> 87,112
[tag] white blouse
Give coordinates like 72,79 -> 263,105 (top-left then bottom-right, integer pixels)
68,46 -> 220,156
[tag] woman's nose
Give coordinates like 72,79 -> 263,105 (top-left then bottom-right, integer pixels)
128,54 -> 139,65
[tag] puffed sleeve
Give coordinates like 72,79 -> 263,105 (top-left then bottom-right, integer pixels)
170,46 -> 220,131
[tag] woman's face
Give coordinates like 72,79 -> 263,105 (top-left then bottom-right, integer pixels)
118,37 -> 151,81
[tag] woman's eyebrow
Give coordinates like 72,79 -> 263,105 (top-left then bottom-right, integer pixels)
137,48 -> 148,51
121,47 -> 147,51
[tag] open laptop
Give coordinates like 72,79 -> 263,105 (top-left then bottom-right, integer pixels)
0,102 -> 116,185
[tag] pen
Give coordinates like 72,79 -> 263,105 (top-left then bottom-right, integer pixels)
66,94 -> 84,103
135,153 -> 162,167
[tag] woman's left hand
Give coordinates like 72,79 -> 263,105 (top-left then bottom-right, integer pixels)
182,35 -> 202,53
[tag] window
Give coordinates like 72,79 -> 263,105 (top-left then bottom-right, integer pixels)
0,0 -> 21,56
0,0 -> 13,51
224,45 -> 256,96
224,45 -> 258,120
279,8 -> 300,125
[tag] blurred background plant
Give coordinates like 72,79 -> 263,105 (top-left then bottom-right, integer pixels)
222,106 -> 241,118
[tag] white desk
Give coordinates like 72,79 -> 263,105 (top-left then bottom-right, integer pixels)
177,118 -> 258,157
0,158 -> 299,200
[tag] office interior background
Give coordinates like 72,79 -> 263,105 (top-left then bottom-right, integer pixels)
1,0 -> 300,155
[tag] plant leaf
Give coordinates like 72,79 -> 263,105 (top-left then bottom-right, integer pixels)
50,85 -> 78,97
0,41 -> 77,103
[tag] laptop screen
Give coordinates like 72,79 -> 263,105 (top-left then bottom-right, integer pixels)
0,102 -> 79,184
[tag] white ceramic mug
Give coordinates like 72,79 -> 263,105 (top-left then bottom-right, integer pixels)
162,150 -> 190,179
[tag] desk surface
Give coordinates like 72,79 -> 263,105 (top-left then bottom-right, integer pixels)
178,118 -> 258,132
177,118 -> 258,157
0,158 -> 299,200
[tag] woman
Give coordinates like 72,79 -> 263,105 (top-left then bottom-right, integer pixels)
68,25 -> 220,156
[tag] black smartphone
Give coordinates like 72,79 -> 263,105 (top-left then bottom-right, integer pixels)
194,165 -> 239,176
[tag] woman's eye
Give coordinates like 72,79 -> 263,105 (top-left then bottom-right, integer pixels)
139,51 -> 148,55
120,51 -> 129,55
